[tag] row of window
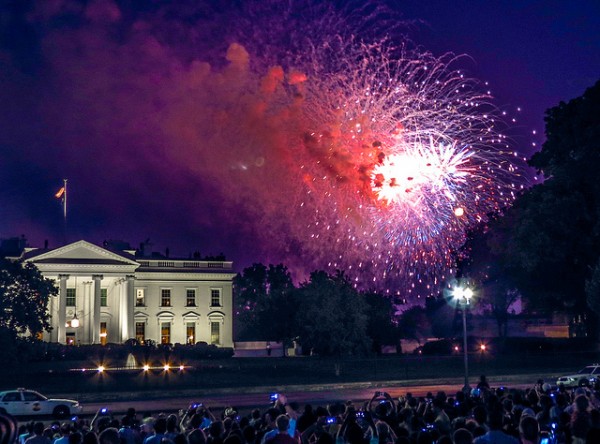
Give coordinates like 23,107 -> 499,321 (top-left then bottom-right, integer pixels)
66,321 -> 221,347
153,288 -> 222,307
136,321 -> 221,345
64,288 -> 222,308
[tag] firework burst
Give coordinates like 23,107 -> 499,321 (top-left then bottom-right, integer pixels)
284,38 -> 525,295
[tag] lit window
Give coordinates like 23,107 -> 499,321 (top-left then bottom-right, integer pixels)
136,289 -> 145,306
100,288 -> 107,307
186,322 -> 195,345
161,322 -> 171,344
161,289 -> 171,307
210,321 -> 220,345
186,289 -> 196,306
66,288 -> 76,307
211,289 -> 221,307
135,322 -> 145,344
100,322 -> 107,346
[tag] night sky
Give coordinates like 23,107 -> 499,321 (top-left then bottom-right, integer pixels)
0,0 -> 598,281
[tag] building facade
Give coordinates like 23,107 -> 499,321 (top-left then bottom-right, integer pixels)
21,240 -> 235,347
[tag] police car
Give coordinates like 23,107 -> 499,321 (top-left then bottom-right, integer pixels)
556,364 -> 600,388
0,388 -> 82,418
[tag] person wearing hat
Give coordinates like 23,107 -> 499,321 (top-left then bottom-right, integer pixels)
224,408 -> 238,421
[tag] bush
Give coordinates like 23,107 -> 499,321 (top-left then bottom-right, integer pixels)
411,336 -> 596,356
8,340 -> 234,368
489,337 -> 595,354
415,339 -> 457,355
173,343 -> 234,359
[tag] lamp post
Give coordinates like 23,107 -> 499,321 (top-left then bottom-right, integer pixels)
454,286 -> 473,392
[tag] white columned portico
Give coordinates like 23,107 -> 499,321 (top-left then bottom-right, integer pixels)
92,275 -> 103,344
57,274 -> 68,344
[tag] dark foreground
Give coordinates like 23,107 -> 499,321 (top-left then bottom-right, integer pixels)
9,373 -> 589,444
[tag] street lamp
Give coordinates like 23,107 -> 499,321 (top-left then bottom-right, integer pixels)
453,286 -> 473,392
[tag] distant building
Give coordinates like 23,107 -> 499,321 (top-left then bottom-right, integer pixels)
16,240 -> 235,347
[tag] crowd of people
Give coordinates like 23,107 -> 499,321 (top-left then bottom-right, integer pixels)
2,377 -> 600,444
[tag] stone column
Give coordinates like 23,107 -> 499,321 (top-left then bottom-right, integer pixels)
117,277 -> 125,342
82,281 -> 92,344
123,275 -> 135,342
92,275 -> 103,344
57,275 -> 68,344
48,286 -> 57,342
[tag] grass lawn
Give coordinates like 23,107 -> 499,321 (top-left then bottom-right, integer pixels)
2,349 -> 599,396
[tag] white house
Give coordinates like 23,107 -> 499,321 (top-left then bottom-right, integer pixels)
19,240 -> 235,347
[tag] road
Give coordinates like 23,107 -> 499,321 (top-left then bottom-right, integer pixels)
80,379 -> 536,417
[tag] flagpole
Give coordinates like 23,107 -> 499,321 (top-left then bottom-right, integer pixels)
55,180 -> 68,244
62,179 -> 67,244
63,179 -> 67,221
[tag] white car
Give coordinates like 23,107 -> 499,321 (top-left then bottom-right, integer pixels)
0,388 -> 83,418
556,364 -> 600,388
